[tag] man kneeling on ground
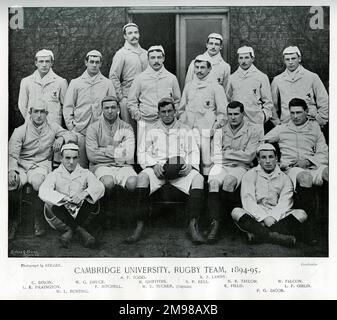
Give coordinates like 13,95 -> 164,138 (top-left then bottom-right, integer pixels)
39,143 -> 105,248
231,143 -> 307,247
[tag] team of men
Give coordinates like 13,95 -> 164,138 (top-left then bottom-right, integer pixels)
9,22 -> 329,249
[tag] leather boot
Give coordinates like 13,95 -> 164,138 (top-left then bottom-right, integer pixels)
269,231 -> 296,247
207,219 -> 219,243
125,220 -> 144,244
59,226 -> 73,248
32,192 -> 46,236
76,226 -> 96,248
8,219 -> 19,241
188,218 -> 205,244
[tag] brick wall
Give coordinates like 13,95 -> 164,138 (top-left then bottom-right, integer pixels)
9,6 -> 329,135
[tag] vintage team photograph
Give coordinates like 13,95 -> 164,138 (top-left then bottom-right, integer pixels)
7,5 -> 329,258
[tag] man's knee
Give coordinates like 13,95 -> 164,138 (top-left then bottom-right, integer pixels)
322,167 -> 329,182
291,209 -> 308,223
208,179 -> 220,192
137,171 -> 150,187
296,171 -> 313,188
191,172 -> 204,189
100,175 -> 115,191
222,175 -> 237,192
30,174 -> 46,191
125,176 -> 137,191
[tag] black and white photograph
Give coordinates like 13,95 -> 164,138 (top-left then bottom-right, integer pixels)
6,2 -> 330,259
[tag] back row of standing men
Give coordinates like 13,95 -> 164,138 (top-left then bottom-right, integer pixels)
9,22 -> 328,248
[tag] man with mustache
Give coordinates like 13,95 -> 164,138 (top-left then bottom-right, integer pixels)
227,46 -> 273,130
270,46 -> 328,140
63,50 -> 116,168
18,49 -> 68,126
178,54 -> 227,175
109,23 -> 148,127
127,45 -> 181,146
185,33 -> 231,92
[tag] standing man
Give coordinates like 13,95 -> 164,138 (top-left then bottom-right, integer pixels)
231,144 -> 307,247
179,54 -> 227,175
185,33 -> 231,92
127,45 -> 181,144
109,23 -> 148,125
63,50 -> 116,168
39,143 -> 105,248
207,101 -> 263,242
271,46 -> 329,137
127,98 -> 205,244
18,49 -> 68,125
8,101 -> 74,239
227,46 -> 273,128
263,98 -> 328,242
86,96 -> 138,224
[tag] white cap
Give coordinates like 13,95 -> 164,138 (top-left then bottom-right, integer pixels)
86,50 -> 102,58
237,46 -> 255,57
35,49 -> 54,60
283,46 -> 301,56
257,143 -> 276,153
195,54 -> 212,65
123,22 -> 139,32
61,143 -> 80,154
208,33 -> 223,42
148,45 -> 165,55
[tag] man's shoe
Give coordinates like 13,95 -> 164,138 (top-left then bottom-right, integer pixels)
207,220 -> 219,243
269,232 -> 296,247
76,226 -> 96,248
188,218 -> 206,244
9,220 -> 18,241
59,228 -> 73,248
125,221 -> 144,244
34,222 -> 46,237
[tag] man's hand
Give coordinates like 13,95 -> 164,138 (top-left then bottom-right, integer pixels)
8,170 -> 18,187
263,216 -> 277,228
131,109 -> 141,121
294,158 -> 310,169
153,164 -> 165,179
53,137 -> 64,152
179,164 -> 192,177
70,190 -> 88,205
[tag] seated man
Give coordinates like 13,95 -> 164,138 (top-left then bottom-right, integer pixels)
207,101 -> 263,243
127,97 -> 205,244
263,98 -> 328,240
86,96 -> 137,225
39,143 -> 105,248
231,144 -> 307,247
8,101 -> 74,239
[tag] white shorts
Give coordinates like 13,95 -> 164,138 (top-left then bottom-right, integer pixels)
9,165 -> 50,191
142,167 -> 199,195
208,164 -> 247,190
286,165 -> 327,189
94,166 -> 137,188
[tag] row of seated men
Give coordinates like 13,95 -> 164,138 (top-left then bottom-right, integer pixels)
8,94 -> 329,249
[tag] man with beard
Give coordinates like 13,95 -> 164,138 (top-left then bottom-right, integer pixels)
109,23 -> 148,126
185,33 -> 231,92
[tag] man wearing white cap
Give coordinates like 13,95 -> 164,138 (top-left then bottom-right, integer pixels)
263,98 -> 328,243
127,45 -> 181,144
227,46 -> 273,127
185,33 -> 231,92
8,100 -> 75,239
18,49 -> 68,125
86,95 -> 137,225
39,143 -> 105,248
231,143 -> 307,247
271,46 -> 329,131
178,53 -> 227,175
109,23 -> 148,126
63,50 -> 116,168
